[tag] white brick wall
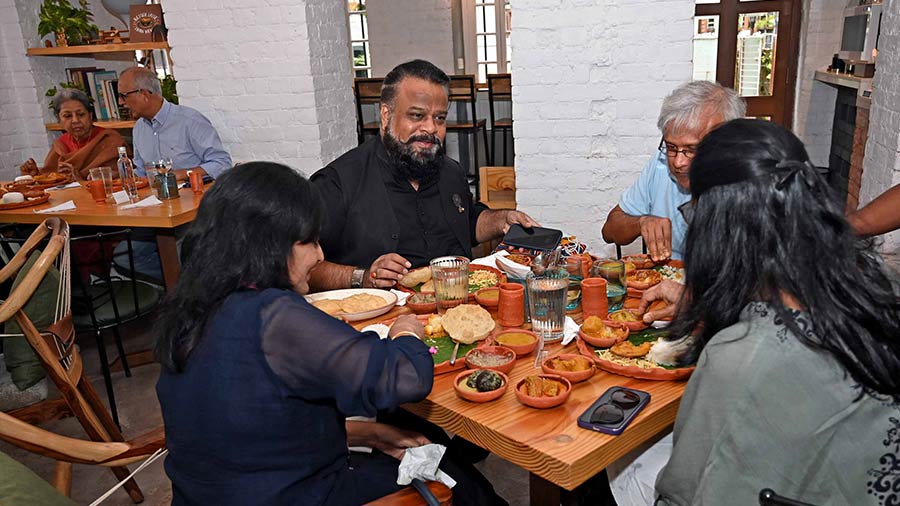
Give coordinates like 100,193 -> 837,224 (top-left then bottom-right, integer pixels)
511,0 -> 694,256
794,0 -> 845,167
161,0 -> 357,175
366,0 -> 456,77
859,1 -> 900,256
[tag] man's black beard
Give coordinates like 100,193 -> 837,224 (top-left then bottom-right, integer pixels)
382,126 -> 445,185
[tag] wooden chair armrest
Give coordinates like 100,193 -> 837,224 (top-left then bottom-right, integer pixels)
0,410 -> 165,467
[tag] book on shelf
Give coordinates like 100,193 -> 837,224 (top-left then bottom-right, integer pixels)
93,71 -> 118,120
64,66 -> 98,93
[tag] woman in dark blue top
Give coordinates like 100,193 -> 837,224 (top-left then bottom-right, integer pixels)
155,162 -> 436,505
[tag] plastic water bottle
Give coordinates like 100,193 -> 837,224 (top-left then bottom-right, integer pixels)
116,146 -> 139,202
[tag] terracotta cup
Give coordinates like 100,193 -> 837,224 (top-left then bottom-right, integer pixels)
581,277 -> 609,319
189,170 -> 204,194
497,282 -> 525,327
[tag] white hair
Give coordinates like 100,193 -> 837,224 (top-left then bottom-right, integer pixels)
657,81 -> 745,134
122,67 -> 162,95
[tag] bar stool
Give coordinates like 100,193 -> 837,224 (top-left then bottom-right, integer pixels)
354,77 -> 384,145
446,75 -> 490,198
487,73 -> 513,166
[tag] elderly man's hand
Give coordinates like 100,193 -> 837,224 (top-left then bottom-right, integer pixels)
20,158 -> 39,176
638,215 -> 672,262
637,280 -> 684,323
366,253 -> 411,289
501,210 -> 539,234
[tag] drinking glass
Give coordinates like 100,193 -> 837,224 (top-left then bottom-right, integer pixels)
430,256 -> 469,314
527,266 -> 569,343
88,166 -> 113,204
563,255 -> 583,311
591,259 -> 627,312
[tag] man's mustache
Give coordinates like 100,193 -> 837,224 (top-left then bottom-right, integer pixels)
404,134 -> 442,148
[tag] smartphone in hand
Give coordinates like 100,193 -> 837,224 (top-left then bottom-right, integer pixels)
501,224 -> 562,251
577,386 -> 650,435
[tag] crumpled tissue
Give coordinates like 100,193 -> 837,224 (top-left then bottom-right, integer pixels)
391,289 -> 410,306
397,444 -> 456,488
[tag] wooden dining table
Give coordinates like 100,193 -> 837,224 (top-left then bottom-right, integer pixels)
0,182 -> 207,290
355,306 -> 687,506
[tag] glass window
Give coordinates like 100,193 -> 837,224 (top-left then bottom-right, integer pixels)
348,1 -> 371,78
692,15 -> 719,82
471,0 -> 510,83
734,11 -> 778,97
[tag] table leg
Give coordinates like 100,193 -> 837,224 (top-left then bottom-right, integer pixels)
529,473 -> 579,506
156,229 -> 180,290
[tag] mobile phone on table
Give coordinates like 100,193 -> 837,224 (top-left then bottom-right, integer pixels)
501,224 -> 563,251
577,386 -> 650,435
184,174 -> 214,188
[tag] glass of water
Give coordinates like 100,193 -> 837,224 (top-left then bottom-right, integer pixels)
527,267 -> 569,343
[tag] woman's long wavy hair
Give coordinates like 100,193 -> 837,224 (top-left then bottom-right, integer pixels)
668,119 -> 900,401
155,162 -> 322,373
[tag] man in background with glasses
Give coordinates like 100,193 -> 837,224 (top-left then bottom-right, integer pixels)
601,81 -> 744,261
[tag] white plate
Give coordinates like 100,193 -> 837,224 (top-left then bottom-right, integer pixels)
304,288 -> 398,322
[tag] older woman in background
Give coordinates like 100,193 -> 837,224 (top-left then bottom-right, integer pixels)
20,88 -> 124,181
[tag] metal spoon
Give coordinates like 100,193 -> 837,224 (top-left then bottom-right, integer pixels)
449,340 -> 460,365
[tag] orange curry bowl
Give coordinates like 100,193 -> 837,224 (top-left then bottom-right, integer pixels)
492,328 -> 539,357
541,353 -> 595,383
515,374 -> 571,409
454,369 -> 508,403
474,287 -> 500,308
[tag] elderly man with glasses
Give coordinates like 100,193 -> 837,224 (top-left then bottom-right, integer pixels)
601,81 -> 745,261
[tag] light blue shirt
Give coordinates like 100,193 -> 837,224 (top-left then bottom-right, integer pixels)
618,152 -> 691,260
132,100 -> 232,179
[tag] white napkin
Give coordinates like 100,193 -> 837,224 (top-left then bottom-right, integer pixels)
391,289 -> 410,306
397,444 -> 456,488
493,252 -> 532,279
46,182 -> 80,190
361,323 -> 391,339
120,195 -> 162,210
33,200 -> 75,213
560,316 -> 581,346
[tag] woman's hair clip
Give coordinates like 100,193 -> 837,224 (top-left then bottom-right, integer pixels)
774,159 -> 815,191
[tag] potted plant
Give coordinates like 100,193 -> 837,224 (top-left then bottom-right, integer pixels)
38,0 -> 99,47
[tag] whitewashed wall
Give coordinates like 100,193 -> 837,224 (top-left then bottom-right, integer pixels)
794,0 -> 846,166
366,0 -> 456,77
511,0 -> 695,256
165,0 -> 356,175
859,1 -> 900,257
0,0 -> 128,180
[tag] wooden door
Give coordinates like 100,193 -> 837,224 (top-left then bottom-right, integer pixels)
694,0 -> 803,127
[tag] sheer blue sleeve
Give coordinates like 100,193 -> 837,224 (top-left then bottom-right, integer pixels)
259,293 -> 434,418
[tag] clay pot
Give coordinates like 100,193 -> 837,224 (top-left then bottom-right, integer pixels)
454,370 -> 508,403
581,277 -> 608,319
492,329 -> 538,357
465,345 -> 516,375
497,282 -> 525,327
515,374 -> 571,409
475,287 -> 500,308
541,353 -> 595,383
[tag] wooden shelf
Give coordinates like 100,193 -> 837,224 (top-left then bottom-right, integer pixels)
45,120 -> 135,131
26,41 -> 169,57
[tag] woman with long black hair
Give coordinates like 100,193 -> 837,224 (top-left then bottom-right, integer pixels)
625,119 -> 900,505
154,162 -> 437,505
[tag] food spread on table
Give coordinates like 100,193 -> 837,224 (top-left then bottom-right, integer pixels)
311,293 -> 388,316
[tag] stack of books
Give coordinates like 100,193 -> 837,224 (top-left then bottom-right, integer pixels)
65,67 -> 128,121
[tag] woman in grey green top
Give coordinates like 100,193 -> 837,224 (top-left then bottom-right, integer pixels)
645,119 -> 900,505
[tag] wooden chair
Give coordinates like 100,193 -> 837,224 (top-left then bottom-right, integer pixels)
1,218 -> 147,503
355,77 -> 384,144
447,75 -> 490,197
478,166 -> 516,209
366,480 -> 453,506
487,73 -> 513,166
0,409 -> 164,499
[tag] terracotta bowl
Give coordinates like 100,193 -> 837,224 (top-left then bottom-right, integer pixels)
465,345 -> 516,375
578,320 -> 630,348
541,353 -> 595,383
605,310 -> 649,331
474,286 -> 500,308
492,328 -> 539,357
505,253 -> 533,266
515,374 -> 571,409
406,293 -> 437,314
454,369 -> 508,403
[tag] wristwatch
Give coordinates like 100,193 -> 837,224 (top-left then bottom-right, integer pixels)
350,267 -> 366,288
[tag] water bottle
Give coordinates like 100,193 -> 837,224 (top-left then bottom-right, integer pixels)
116,146 -> 139,202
